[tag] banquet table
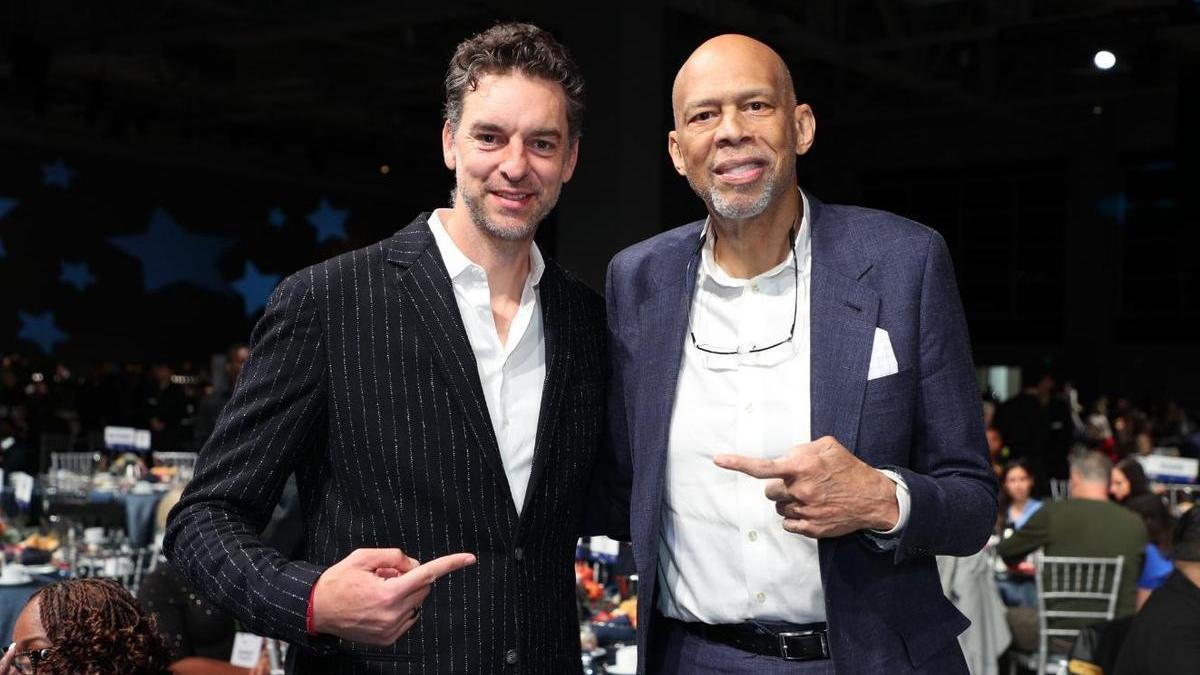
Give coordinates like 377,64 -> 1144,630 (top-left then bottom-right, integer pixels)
87,490 -> 166,547
4,483 -> 168,548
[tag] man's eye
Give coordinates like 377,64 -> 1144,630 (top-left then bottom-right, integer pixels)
533,140 -> 555,152
692,111 -> 714,123
748,102 -> 766,111
479,134 -> 498,144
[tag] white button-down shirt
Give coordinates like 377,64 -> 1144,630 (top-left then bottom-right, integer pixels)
428,210 -> 545,514
657,191 -> 909,624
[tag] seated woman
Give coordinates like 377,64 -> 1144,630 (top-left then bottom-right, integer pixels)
0,578 -> 172,674
1123,493 -> 1176,610
1110,456 -> 1152,505
137,564 -> 250,674
138,488 -> 267,675
995,459 -> 1042,607
1000,459 -> 1043,531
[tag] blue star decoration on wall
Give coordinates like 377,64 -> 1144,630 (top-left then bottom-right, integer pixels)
268,207 -> 287,229
60,261 -> 96,291
0,196 -> 17,220
1097,192 -> 1130,226
232,261 -> 281,317
109,208 -> 236,293
17,310 -> 69,354
42,159 -> 77,189
306,197 -> 349,244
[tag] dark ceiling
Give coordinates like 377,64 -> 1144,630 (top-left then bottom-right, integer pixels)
2,0 -> 1196,188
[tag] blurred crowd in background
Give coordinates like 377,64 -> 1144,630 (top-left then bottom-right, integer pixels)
0,347 -> 247,474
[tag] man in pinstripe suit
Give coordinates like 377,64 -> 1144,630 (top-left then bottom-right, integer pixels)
165,23 -> 620,673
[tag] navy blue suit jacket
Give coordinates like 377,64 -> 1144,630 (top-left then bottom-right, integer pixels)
605,195 -> 998,674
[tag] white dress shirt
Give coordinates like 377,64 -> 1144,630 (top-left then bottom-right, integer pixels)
657,191 -> 909,625
428,210 -> 545,514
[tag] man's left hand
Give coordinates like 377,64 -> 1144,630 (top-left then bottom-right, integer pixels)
715,435 -> 899,538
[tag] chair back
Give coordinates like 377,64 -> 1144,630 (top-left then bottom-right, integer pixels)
1034,554 -> 1124,674
1162,484 -> 1195,514
49,451 -> 96,475
1049,479 -> 1070,501
48,452 -> 98,496
38,433 -> 73,473
69,546 -> 153,596
154,451 -> 199,482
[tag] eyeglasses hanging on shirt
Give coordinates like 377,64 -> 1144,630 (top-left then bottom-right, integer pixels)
689,225 -> 800,356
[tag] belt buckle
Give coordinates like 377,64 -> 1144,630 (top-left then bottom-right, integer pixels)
778,629 -> 829,661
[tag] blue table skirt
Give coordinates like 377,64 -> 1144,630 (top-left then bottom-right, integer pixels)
87,491 -> 165,547
0,573 -> 64,643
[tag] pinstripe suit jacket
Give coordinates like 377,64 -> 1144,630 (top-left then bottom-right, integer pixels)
164,214 -> 610,674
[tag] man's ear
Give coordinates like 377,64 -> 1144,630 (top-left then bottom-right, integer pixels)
794,104 -> 815,156
442,120 -> 456,170
667,130 -> 687,176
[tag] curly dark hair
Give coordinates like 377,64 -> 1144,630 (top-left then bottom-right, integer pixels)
443,22 -> 585,139
31,578 -> 172,675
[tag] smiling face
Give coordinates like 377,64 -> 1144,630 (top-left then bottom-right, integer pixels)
668,35 -> 814,221
442,71 -> 578,243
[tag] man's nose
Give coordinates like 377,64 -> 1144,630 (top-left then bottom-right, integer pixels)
499,143 -> 529,182
714,110 -> 750,147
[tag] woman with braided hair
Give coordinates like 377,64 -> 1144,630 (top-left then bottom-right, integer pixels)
0,578 -> 172,675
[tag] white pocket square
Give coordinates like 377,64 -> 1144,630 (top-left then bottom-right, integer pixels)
867,327 -> 899,380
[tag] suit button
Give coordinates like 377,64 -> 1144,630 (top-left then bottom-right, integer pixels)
513,547 -> 524,561
505,649 -> 519,665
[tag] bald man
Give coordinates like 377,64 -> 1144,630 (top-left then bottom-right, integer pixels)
604,35 -> 996,673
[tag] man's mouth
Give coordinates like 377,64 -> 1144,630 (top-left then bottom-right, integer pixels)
489,189 -> 536,210
712,158 -> 768,185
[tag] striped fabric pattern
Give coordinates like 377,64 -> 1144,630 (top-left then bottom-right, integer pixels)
165,213 -> 608,674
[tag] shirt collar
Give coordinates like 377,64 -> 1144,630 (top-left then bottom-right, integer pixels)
698,188 -> 812,288
427,209 -> 545,286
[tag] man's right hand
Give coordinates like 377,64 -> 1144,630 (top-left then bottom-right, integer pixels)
311,548 -> 476,645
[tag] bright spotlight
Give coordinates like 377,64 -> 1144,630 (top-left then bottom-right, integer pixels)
1094,50 -> 1116,71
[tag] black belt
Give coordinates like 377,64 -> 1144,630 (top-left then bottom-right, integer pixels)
671,618 -> 831,661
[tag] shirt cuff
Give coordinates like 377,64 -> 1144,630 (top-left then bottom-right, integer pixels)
306,579 -> 319,636
868,469 -> 910,537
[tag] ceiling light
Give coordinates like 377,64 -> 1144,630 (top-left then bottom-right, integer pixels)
1093,50 -> 1116,71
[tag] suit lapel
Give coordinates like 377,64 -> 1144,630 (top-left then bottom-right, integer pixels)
807,197 -> 879,454
519,265 -> 566,519
385,215 -> 517,524
633,230 -> 701,549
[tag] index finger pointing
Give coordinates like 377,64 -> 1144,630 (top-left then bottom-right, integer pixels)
714,454 -> 786,479
399,552 -> 477,590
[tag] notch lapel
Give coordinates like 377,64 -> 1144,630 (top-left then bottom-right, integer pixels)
519,266 -> 565,520
385,215 -> 518,527
631,232 -> 701,553
807,198 -> 880,454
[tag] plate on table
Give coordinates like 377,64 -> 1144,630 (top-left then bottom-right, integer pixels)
23,564 -> 58,575
0,574 -> 33,586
